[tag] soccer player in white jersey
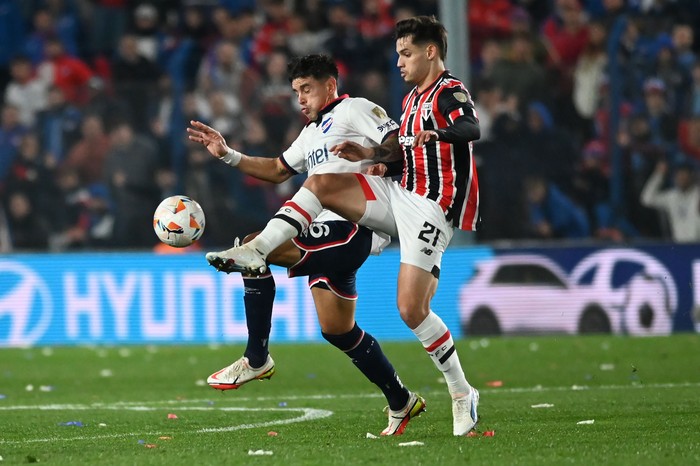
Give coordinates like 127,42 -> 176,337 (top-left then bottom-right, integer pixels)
187,54 -> 425,436
205,17 -> 481,436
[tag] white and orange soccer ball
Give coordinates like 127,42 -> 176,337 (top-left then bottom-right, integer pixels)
153,195 -> 206,247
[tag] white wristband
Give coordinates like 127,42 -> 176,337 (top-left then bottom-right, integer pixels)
222,147 -> 242,167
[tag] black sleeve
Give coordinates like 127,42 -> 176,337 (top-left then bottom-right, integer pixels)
381,160 -> 404,177
434,87 -> 480,144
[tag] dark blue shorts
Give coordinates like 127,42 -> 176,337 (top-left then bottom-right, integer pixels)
289,221 -> 373,300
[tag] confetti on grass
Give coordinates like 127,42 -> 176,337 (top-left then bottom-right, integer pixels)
577,420 -> 595,425
167,413 -> 178,419
366,433 -> 378,439
58,421 -> 84,427
248,450 -> 273,456
267,431 -> 278,437
398,441 -> 424,447
486,380 -> 503,387
531,403 -> 554,408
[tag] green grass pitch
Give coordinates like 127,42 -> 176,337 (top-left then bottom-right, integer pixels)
1,335 -> 699,465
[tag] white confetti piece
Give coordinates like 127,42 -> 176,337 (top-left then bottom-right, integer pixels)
571,385 -> 588,391
577,420 -> 595,425
25,384 -> 34,392
531,403 -> 554,408
248,450 -> 273,456
599,363 -> 615,371
118,348 -> 131,358
366,432 -> 378,439
195,379 -> 206,386
398,441 -> 424,447
39,385 -> 54,392
100,369 -> 113,378
41,347 -> 54,356
98,423 -> 107,427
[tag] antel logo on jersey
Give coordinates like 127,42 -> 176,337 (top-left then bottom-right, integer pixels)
321,117 -> 333,133
0,261 -> 52,346
398,135 -> 415,147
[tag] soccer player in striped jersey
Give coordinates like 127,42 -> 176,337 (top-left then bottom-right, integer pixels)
207,16 -> 480,436
189,54 -> 424,436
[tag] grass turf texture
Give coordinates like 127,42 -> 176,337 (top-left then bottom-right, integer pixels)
1,335 -> 699,465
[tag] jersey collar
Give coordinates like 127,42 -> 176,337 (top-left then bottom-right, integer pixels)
309,94 -> 349,126
414,71 -> 449,96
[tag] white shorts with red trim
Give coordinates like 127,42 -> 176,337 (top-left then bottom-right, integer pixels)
353,174 -> 454,275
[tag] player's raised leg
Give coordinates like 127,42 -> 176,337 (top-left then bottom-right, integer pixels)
205,173 -> 367,274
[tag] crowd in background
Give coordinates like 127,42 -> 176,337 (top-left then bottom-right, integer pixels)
1,0 -> 700,252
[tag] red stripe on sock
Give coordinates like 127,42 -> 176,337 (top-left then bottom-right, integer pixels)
425,330 -> 451,352
354,173 -> 377,200
284,201 -> 313,225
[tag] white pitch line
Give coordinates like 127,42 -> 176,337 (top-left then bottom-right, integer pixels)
0,407 -> 333,445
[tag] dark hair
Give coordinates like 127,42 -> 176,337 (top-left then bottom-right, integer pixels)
394,15 -> 447,61
287,54 -> 339,83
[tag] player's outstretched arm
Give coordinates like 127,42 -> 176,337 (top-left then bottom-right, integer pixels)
331,134 -> 402,163
187,120 -> 292,184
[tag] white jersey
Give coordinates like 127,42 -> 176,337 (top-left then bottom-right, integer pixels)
280,94 -> 399,222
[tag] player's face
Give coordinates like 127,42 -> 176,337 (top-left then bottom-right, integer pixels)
396,36 -> 432,87
291,76 -> 335,121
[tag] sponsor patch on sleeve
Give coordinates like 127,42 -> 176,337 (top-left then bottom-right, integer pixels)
453,91 -> 468,103
371,106 -> 388,119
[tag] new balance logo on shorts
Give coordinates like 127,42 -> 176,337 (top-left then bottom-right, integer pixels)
420,247 -> 433,256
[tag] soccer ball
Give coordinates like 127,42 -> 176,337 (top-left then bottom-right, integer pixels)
153,195 -> 206,247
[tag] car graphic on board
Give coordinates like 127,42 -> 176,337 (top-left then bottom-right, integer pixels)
459,255 -> 619,336
459,251 -> 674,336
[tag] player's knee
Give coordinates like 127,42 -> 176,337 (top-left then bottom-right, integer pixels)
397,299 -> 429,329
318,319 -> 353,336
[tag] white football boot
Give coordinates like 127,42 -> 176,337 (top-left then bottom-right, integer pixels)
205,240 -> 267,275
452,386 -> 479,436
207,355 -> 275,390
381,392 -> 426,436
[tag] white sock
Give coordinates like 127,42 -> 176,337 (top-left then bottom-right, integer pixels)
249,187 -> 323,257
412,310 -> 471,398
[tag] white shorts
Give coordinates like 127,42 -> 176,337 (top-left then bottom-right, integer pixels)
355,174 -> 454,275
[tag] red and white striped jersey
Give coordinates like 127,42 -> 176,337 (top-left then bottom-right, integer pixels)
398,71 -> 480,231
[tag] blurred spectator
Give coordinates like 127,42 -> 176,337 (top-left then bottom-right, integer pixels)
640,160 -> 700,242
468,0 -> 515,59
678,115 -> 700,163
0,0 -> 25,92
36,37 -> 92,104
202,90 -> 240,137
640,78 -> 678,151
4,191 -> 50,250
572,20 -> 607,140
524,174 -> 590,239
286,13 -> 331,57
650,36 -> 690,115
63,114 -> 110,185
251,0 -> 293,69
128,3 -> 164,63
0,104 -> 29,184
86,0 -> 128,56
111,34 -> 161,130
103,119 -> 160,248
686,61 -> 700,117
24,8 -> 77,65
521,101 -> 578,194
3,55 -> 48,126
35,85 -> 82,167
196,40 -> 248,115
325,3 -> 372,83
571,140 -> 622,240
251,49 -> 296,151
671,24 -> 695,74
488,33 -> 547,114
5,132 -> 57,214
